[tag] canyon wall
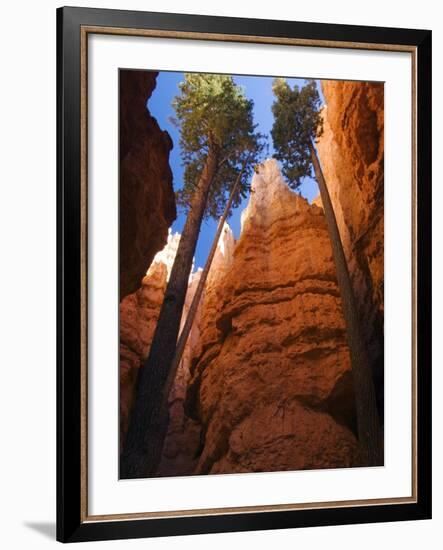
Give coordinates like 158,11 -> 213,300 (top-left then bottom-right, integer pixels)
316,81 -> 384,414
185,160 -> 361,474
156,268 -> 203,477
120,70 -> 176,300
119,232 -> 180,447
119,231 -> 202,472
119,79 -> 384,477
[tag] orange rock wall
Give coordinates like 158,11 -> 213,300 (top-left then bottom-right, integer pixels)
120,232 -> 202,473
119,260 -> 168,447
185,160 -> 361,474
156,269 -> 203,477
119,80 -> 384,477
316,81 -> 384,412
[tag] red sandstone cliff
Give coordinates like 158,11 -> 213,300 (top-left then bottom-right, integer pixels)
185,160 -> 361,474
120,70 -> 177,300
316,81 -> 384,412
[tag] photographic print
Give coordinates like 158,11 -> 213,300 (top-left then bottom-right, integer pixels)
57,8 -> 431,541
119,69 -> 384,480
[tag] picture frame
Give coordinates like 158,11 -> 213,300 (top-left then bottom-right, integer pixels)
56,6 -> 432,543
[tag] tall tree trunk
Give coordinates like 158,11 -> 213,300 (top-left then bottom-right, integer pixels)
120,145 -> 219,479
161,161 -> 247,412
309,140 -> 383,466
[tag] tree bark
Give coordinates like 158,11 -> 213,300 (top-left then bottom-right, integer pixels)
161,161 -> 247,412
120,145 -> 219,479
309,140 -> 383,466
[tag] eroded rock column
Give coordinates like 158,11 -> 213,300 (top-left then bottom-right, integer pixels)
186,160 -> 361,474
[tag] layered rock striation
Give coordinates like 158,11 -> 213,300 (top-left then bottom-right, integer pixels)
185,160 -> 361,474
316,81 -> 384,415
120,70 -> 177,300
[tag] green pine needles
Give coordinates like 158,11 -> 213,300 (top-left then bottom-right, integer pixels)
172,73 -> 266,219
271,78 -> 323,188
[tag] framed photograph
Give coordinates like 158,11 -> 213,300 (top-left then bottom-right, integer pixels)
57,6 -> 432,543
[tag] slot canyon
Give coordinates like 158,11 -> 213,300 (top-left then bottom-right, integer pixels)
119,74 -> 384,476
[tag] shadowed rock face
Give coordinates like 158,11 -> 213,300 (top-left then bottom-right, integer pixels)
316,81 -> 384,418
119,260 -> 168,447
119,232 -> 180,447
119,232 -> 201,471
185,160 -> 361,474
120,70 -> 176,300
156,269 -> 203,477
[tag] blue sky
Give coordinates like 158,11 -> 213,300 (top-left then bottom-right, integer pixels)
148,71 -> 322,269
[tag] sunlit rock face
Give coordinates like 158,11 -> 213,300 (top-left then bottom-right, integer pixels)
316,81 -> 384,414
152,230 -> 181,279
185,159 -> 361,475
119,70 -> 176,300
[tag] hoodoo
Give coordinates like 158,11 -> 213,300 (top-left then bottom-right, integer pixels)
185,160 -> 361,474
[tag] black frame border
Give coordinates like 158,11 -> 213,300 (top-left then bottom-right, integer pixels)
57,6 -> 432,543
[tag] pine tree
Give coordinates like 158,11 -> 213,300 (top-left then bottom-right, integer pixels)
271,78 -> 383,466
121,73 -> 264,478
162,158 -> 249,412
